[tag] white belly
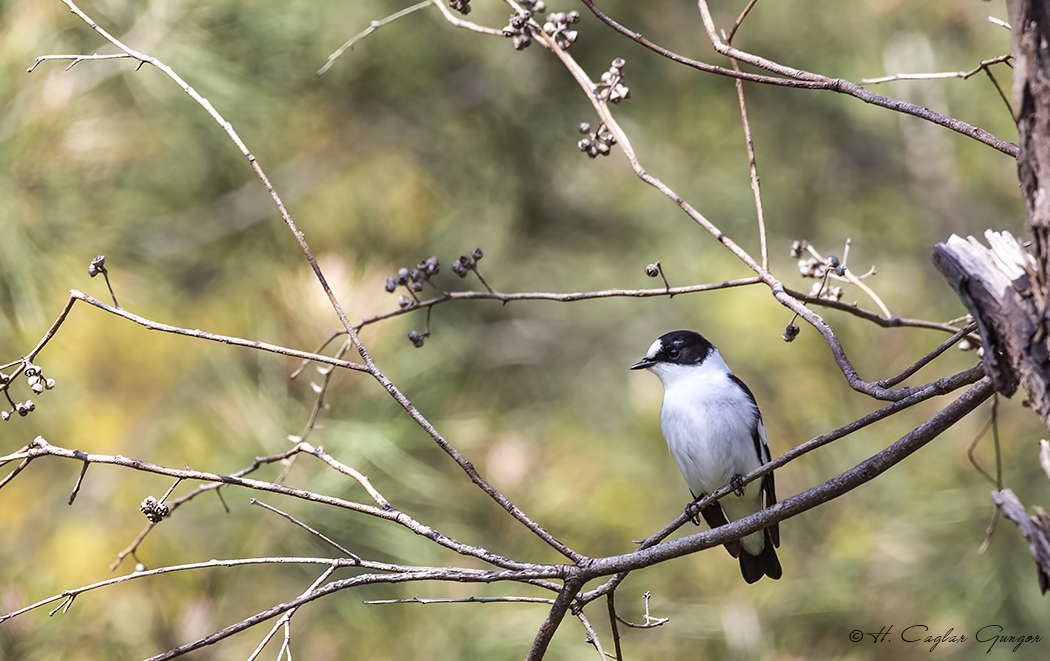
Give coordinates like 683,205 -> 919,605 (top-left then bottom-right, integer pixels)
660,381 -> 762,496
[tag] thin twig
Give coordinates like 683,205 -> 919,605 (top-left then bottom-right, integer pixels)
784,287 -> 961,333
726,0 -> 761,44
984,65 -> 1013,116
27,52 -> 135,72
968,395 -> 1003,555
614,591 -> 668,628
67,457 -> 89,505
318,0 -> 436,76
988,16 -> 1011,31
859,54 -> 1012,85
68,289 -> 368,372
251,499 -> 362,561
246,565 -> 339,661
801,239 -> 892,318
0,456 -> 32,491
431,0 -> 508,36
352,277 -> 762,330
730,57 -> 768,270
3,555 -> 530,627
290,331 -> 347,379
606,592 -> 624,659
576,609 -> 611,660
110,523 -> 155,571
158,477 -> 182,504
363,595 -> 554,605
874,322 -> 977,389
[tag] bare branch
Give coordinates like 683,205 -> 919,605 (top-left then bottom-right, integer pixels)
145,566 -> 564,661
354,277 -> 762,330
4,437 -> 540,572
363,595 -> 554,605
694,0 -> 1017,156
859,54 -> 1012,85
63,290 -> 368,371
578,0 -> 1018,156
527,579 -> 584,661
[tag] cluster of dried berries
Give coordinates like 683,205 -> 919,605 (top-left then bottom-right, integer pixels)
386,256 -> 441,304
384,250 -> 488,348
1,400 -> 34,422
543,10 -> 580,49
449,0 -> 471,15
407,329 -> 426,348
797,251 -> 845,301
1,361 -> 54,421
792,240 -> 845,276
597,58 -> 629,103
504,12 -> 535,50
797,254 -> 846,279
784,240 -> 855,342
140,496 -> 170,523
504,2 -> 557,50
451,248 -> 484,278
577,122 -> 616,158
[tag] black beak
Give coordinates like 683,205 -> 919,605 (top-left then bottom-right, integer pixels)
630,358 -> 655,370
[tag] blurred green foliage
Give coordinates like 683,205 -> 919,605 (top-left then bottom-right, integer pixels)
1,0 -> 1047,659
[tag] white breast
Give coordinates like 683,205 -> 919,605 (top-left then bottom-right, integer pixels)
651,351 -> 764,497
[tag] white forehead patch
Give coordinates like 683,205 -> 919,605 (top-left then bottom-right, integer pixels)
645,338 -> 663,359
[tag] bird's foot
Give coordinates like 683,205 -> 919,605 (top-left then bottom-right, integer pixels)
730,474 -> 746,497
684,500 -> 703,526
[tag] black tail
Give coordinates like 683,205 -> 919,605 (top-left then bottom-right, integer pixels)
692,500 -> 742,558
738,528 -> 782,584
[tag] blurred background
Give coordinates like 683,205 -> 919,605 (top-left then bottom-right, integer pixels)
1,0 -> 1046,659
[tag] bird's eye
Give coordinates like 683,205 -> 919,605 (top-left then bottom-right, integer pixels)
668,348 -> 680,359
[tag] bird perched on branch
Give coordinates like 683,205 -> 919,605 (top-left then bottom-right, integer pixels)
631,330 -> 781,583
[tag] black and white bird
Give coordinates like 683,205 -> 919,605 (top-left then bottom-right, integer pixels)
631,330 -> 781,583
